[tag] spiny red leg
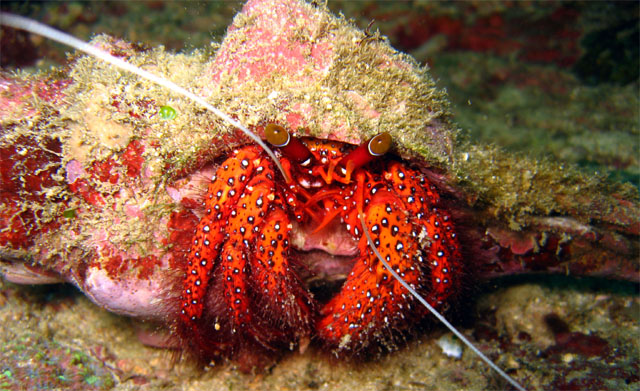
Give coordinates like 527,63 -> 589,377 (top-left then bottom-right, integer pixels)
317,163 -> 462,353
220,165 -> 274,338
220,169 -> 313,350
317,200 -> 423,352
417,209 -> 461,306
251,208 -> 313,333
385,162 -> 461,307
179,146 -> 261,326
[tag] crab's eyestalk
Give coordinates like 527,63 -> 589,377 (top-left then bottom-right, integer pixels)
265,124 -> 314,167
337,132 -> 392,177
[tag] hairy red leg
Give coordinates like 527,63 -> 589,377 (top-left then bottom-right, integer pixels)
384,162 -> 461,306
178,146 -> 261,326
316,163 -> 462,352
219,168 -> 274,339
251,208 -> 313,334
217,159 -> 313,351
418,210 -> 461,305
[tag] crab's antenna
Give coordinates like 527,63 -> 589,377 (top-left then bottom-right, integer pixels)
0,12 -> 289,182
359,214 -> 527,391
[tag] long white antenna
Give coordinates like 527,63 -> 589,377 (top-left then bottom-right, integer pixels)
359,214 -> 527,391
0,12 -> 289,182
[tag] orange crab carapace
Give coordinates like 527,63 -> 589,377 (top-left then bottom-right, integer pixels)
176,124 -> 462,359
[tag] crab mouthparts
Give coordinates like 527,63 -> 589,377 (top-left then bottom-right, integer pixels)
289,220 -> 359,298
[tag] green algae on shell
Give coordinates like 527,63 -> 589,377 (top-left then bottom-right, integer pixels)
56,0 -> 636,234
50,1 -> 456,180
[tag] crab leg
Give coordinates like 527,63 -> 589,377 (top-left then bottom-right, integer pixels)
178,146 -> 261,326
384,162 -> 461,306
218,159 -> 312,349
219,164 -> 274,339
251,208 -> 313,332
317,164 -> 462,352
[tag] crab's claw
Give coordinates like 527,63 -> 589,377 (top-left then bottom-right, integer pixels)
316,163 -> 462,353
316,195 -> 426,351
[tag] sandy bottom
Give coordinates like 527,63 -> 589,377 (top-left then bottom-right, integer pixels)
1,274 -> 637,391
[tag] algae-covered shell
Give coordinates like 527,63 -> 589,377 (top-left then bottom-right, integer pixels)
1,0 -> 637,310
52,0 -> 638,242
57,0 -> 457,179
1,0 -> 637,312
0,0 -> 461,317
195,0 -> 456,167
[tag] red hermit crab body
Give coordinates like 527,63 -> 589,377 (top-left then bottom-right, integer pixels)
177,125 -> 462,359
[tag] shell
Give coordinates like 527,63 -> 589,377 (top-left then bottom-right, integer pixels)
1,0 -> 459,287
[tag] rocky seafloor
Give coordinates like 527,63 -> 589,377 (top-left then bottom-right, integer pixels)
1,274 -> 638,391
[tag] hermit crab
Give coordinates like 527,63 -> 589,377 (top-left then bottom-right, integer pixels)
0,0 -> 637,390
176,124 -> 462,360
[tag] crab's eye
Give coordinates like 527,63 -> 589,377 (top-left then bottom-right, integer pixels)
368,132 -> 392,156
265,123 -> 313,166
339,132 -> 393,173
265,123 -> 290,147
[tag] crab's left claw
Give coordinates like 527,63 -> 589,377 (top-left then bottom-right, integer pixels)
316,195 -> 425,351
316,163 -> 462,353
